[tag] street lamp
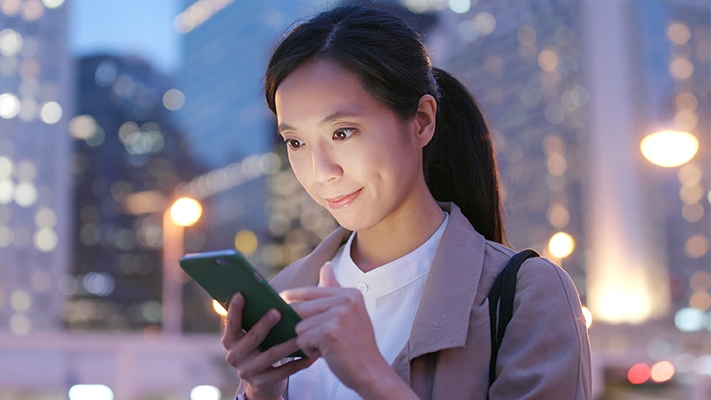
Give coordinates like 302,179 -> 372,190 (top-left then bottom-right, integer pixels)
640,130 -> 699,167
548,231 -> 575,260
162,197 -> 202,335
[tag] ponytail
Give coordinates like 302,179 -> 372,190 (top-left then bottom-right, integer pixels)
426,68 -> 505,244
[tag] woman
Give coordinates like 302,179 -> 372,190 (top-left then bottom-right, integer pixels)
222,6 -> 591,399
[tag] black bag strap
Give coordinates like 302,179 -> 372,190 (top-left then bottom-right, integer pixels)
487,249 -> 540,388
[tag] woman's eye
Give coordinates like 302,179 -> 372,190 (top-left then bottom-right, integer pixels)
284,139 -> 303,149
333,128 -> 355,141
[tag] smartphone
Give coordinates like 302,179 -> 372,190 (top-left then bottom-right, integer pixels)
179,249 -> 305,357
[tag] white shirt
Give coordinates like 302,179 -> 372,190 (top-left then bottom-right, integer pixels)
288,213 -> 449,400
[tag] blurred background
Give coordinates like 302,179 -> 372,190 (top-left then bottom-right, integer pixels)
0,0 -> 708,399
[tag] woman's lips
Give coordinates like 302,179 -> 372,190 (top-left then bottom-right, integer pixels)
325,189 -> 362,210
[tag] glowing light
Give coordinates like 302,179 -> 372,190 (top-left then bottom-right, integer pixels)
674,307 -> 706,332
0,157 -> 12,179
547,204 -> 570,229
650,361 -> 675,383
547,154 -> 568,176
675,92 -> 698,111
190,385 -> 221,400
690,271 -> 711,292
684,235 -> 709,259
1,0 -> 22,16
10,290 -> 31,312
669,57 -> 694,81
69,115 -> 97,139
538,49 -> 559,72
0,93 -> 21,119
212,299 -> 227,316
548,231 -> 575,259
234,229 -> 258,256
627,363 -> 650,384
163,89 -> 185,111
39,101 -> 62,124
667,22 -> 691,45
689,292 -> 711,311
680,183 -> 704,204
640,130 -> 698,167
14,182 -> 37,207
42,0 -> 65,8
33,227 -> 57,252
170,197 -> 202,227
83,272 -> 115,296
68,384 -> 114,400
581,306 -> 593,328
474,12 -> 496,35
22,0 -> 44,21
448,0 -> 470,14
0,28 -> 22,56
682,203 -> 704,223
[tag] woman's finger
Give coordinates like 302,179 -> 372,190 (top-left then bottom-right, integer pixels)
280,286 -> 345,303
319,262 -> 340,288
221,293 -> 246,348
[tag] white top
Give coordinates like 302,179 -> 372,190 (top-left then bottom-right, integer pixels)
288,213 -> 449,400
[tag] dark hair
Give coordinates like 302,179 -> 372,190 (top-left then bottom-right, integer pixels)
265,6 -> 505,244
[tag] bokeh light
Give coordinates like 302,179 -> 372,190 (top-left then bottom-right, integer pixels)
190,385 -> 221,400
627,362 -> 650,385
674,307 -> 706,332
548,231 -> 575,259
170,197 -> 203,227
68,384 -> 114,400
212,299 -> 227,316
234,229 -> 258,256
640,130 -> 698,167
650,360 -> 675,383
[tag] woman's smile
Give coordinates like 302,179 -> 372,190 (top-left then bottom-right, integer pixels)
325,188 -> 362,210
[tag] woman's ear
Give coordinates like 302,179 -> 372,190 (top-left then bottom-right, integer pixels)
413,94 -> 437,147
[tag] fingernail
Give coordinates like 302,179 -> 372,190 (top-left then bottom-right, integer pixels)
267,309 -> 280,322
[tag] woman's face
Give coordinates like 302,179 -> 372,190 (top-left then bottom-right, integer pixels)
274,60 -> 431,232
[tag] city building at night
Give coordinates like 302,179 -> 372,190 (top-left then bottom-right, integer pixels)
0,0 -> 72,336
68,54 -> 207,332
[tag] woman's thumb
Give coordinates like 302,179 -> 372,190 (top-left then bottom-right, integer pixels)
319,262 -> 340,287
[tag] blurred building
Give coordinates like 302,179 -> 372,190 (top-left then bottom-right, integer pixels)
424,0 -> 709,397
69,54 -> 207,332
173,0 -> 334,284
0,0 -> 72,334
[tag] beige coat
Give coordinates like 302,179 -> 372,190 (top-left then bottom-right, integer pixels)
272,203 -> 592,399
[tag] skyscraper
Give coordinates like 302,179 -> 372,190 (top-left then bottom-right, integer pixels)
0,0 -> 72,334
174,0 -> 331,275
68,54 -> 206,331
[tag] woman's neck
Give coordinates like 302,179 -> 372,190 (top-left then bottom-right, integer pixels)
350,195 -> 445,273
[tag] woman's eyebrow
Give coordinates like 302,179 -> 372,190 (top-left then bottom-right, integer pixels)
278,110 -> 363,133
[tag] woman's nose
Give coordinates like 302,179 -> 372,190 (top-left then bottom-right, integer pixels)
311,145 -> 342,183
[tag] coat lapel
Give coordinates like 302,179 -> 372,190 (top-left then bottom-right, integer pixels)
392,203 -> 487,381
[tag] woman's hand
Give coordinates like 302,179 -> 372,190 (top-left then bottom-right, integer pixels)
281,263 -> 418,399
221,293 -> 316,400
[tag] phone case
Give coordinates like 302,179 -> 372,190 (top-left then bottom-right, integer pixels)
179,249 -> 305,357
